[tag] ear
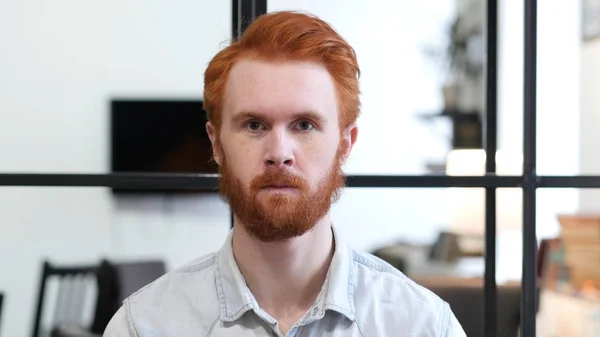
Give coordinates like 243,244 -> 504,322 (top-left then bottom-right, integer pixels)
339,123 -> 358,165
206,121 -> 223,166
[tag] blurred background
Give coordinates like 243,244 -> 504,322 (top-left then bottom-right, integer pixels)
0,0 -> 599,336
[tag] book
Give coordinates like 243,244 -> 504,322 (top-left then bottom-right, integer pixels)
540,214 -> 600,299
558,214 -> 600,239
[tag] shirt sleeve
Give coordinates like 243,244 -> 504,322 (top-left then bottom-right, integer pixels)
103,305 -> 135,337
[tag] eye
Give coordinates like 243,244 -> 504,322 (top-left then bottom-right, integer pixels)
246,121 -> 263,131
295,120 -> 314,131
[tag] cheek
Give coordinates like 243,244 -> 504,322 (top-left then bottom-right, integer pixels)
223,137 -> 260,182
299,135 -> 340,175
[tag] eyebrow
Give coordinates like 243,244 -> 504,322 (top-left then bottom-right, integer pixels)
231,110 -> 326,125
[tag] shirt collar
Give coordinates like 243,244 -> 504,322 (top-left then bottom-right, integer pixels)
320,226 -> 355,320
215,225 -> 356,323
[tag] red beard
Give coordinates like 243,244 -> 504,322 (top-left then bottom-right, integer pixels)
218,147 -> 346,242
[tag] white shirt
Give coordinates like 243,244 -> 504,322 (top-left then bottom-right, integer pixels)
103,227 -> 466,337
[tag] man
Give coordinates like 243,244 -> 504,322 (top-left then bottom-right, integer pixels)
104,11 -> 466,337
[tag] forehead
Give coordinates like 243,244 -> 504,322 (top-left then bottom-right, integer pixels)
222,58 -> 338,123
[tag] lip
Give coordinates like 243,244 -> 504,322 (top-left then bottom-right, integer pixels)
263,184 -> 294,188
261,185 -> 298,192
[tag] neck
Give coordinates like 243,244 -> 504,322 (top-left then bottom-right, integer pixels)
232,215 -> 334,326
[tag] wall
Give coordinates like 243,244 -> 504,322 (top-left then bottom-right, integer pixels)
0,2 -> 232,337
498,0 -> 581,241
536,0 -> 581,238
579,38 -> 600,212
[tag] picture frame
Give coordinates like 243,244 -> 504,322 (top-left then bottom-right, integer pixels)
583,0 -> 600,41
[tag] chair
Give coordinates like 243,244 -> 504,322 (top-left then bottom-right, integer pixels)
30,261 -> 114,337
31,259 -> 166,337
90,259 -> 166,333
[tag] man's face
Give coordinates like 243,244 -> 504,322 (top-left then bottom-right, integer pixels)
207,59 -> 357,242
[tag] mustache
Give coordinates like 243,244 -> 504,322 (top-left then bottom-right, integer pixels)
250,170 -> 308,190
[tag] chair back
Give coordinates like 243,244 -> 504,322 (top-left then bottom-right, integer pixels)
31,261 -> 113,337
31,259 -> 165,337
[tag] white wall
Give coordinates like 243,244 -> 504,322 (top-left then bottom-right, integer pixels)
498,0 -> 581,241
486,0 -> 582,283
535,0 -> 581,238
579,39 -> 600,212
0,2 -> 232,337
268,0 -> 455,176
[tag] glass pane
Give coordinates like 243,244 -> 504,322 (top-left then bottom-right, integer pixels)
579,36 -> 600,176
498,1 -> 586,176
535,1 -> 581,176
269,1 -> 465,175
0,2 -> 231,173
333,187 -> 488,283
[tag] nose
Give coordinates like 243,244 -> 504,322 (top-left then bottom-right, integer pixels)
264,128 -> 295,168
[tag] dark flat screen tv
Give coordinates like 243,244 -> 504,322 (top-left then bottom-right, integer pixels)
110,99 -> 218,193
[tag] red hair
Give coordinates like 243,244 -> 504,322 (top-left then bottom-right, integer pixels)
203,11 -> 361,131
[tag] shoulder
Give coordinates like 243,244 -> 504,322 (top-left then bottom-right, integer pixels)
128,252 -> 219,304
351,250 -> 441,307
105,253 -> 221,337
350,250 -> 460,337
